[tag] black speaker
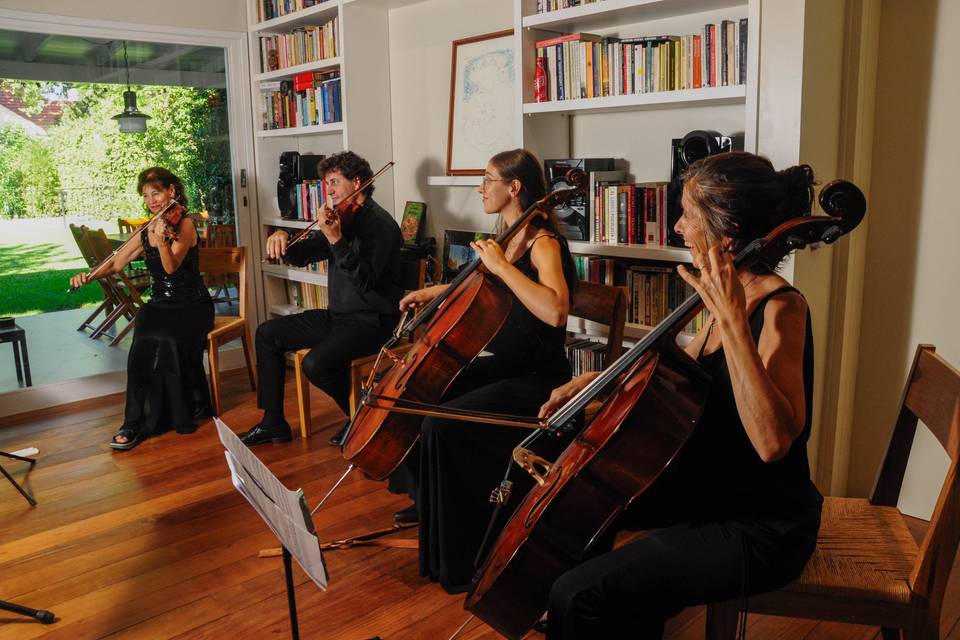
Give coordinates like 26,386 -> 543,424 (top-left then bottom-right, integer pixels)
665,130 -> 744,246
277,152 -> 325,219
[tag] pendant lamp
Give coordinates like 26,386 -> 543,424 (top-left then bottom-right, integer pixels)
112,41 -> 150,133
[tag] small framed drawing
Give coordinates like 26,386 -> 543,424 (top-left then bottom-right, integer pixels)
400,201 -> 426,244
442,229 -> 495,282
446,29 -> 516,176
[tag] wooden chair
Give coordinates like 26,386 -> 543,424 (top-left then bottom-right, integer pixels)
292,257 -> 427,439
202,224 -> 239,305
569,279 -> 627,369
706,344 -> 960,640
117,217 -> 135,234
199,247 -> 256,415
82,226 -> 148,346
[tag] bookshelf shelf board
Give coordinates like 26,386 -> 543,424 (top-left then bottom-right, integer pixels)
568,241 -> 691,262
262,263 -> 329,286
263,217 -> 316,229
252,0 -> 341,33
269,303 -> 304,316
426,175 -> 482,187
256,122 -> 344,138
523,85 -> 745,116
256,57 -> 342,82
522,0 -> 744,32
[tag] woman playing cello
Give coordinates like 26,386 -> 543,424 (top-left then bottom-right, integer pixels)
396,148 -> 578,594
538,152 -> 823,638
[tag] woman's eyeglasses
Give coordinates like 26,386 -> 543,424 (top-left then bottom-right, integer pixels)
481,176 -> 510,189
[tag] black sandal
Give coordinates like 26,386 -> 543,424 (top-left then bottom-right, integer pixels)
110,428 -> 142,451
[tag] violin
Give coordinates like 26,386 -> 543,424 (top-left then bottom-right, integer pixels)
464,180 -> 868,639
263,161 -> 394,263
69,199 -> 186,291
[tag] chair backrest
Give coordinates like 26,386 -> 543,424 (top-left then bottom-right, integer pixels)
70,224 -> 100,268
199,246 -> 247,319
869,344 -> 960,604
569,280 -> 627,367
117,217 -> 135,234
401,257 -> 427,291
204,223 -> 237,248
82,226 -> 144,304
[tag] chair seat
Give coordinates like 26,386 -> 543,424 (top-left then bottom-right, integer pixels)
778,496 -> 918,605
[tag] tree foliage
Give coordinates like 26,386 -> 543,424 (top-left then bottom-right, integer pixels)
0,80 -> 232,221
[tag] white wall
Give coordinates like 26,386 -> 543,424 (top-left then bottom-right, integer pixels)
388,0 -> 513,241
846,0 -> 960,511
0,0 -> 246,32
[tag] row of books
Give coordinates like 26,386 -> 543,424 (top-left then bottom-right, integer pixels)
534,20 -> 747,102
535,0 -> 601,13
284,280 -> 329,311
574,259 -> 708,333
590,178 -> 670,246
565,338 -> 608,376
258,17 -> 339,73
261,70 -> 342,130
257,0 -> 330,22
288,179 -> 330,222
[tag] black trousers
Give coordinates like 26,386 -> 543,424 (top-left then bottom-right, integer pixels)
546,514 -> 819,639
255,309 -> 395,420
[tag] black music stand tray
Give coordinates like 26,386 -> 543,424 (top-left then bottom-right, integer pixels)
0,449 -> 37,506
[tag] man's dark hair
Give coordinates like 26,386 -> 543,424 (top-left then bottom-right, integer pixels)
318,151 -> 375,196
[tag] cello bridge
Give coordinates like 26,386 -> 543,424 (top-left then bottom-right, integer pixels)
513,447 -> 553,486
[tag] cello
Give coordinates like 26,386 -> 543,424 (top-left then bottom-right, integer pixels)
339,169 -> 588,481
464,179 -> 867,639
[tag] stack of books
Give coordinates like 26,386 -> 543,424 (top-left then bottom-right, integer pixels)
258,16 -> 338,72
257,0 -> 332,22
261,69 -> 342,129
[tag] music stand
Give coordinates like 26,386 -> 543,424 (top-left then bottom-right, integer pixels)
0,447 -> 38,506
215,418 -> 327,640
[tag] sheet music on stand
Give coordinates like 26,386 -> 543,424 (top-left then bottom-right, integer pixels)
215,417 -> 328,589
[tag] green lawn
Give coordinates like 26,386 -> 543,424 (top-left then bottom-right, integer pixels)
0,218 -> 106,317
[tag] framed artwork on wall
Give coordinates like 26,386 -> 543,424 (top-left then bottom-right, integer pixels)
445,29 -> 516,176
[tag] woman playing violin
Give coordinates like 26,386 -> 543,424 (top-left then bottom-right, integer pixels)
71,167 -> 213,450
398,148 -> 579,594
540,152 -> 823,638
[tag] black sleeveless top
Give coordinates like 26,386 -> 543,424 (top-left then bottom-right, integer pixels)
141,221 -> 212,304
648,286 -> 822,528
482,234 -> 572,377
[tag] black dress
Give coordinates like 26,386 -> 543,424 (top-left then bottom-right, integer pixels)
418,237 -> 575,594
546,286 -> 823,639
120,223 -> 214,439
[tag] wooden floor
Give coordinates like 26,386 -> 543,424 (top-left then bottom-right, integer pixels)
2,372 -> 960,639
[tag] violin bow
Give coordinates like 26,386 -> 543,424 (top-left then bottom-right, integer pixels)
69,199 -> 181,292
263,160 -> 395,263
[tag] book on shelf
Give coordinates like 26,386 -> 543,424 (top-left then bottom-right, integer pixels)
565,337 -> 608,376
532,19 -> 747,103
257,0 -> 328,23
258,16 -> 338,73
282,280 -> 329,312
261,69 -> 341,130
400,201 -> 427,244
535,0 -> 601,14
572,263 -> 707,335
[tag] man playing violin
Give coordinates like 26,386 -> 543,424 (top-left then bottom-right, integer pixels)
239,151 -> 404,446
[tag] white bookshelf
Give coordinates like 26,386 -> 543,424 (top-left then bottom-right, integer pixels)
514,0 -> 757,340
248,0 -> 396,321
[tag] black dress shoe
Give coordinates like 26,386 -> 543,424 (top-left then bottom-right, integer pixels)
239,423 -> 292,446
328,421 -> 350,446
393,503 -> 419,524
192,404 -> 213,422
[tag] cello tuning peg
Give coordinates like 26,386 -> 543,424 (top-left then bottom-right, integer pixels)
821,225 -> 842,244
785,234 -> 806,250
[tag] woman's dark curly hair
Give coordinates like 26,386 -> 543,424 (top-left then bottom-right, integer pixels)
681,151 -> 816,273
318,151 -> 375,196
137,167 -> 188,208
